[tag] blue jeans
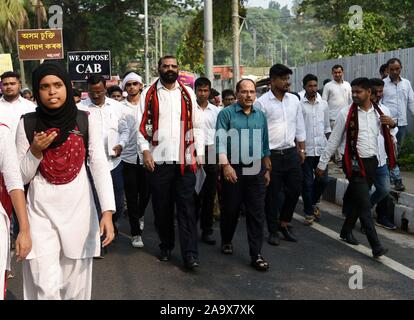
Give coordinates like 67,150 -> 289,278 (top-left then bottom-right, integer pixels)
370,164 -> 390,208
301,156 -> 329,216
390,125 -> 407,183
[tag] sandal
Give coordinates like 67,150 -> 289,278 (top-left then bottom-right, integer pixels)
221,243 -> 233,255
251,255 -> 269,271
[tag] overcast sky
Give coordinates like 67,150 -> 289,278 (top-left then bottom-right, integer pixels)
246,0 -> 294,9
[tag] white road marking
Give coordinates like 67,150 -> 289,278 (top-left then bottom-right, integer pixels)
310,199 -> 414,249
119,231 -> 132,240
293,213 -> 414,280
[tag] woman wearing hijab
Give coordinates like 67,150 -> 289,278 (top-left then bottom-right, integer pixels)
0,123 -> 31,300
15,62 -> 115,300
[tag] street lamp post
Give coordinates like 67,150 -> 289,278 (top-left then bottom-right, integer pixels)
139,8 -> 164,85
204,0 -> 214,83
144,0 -> 149,85
232,0 -> 240,90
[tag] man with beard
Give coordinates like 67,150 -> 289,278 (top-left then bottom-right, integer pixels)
0,72 -> 36,137
120,72 -> 149,248
256,64 -> 306,245
382,58 -> 414,191
300,74 -> 331,226
0,72 -> 36,249
367,78 -> 397,230
317,78 -> 390,258
138,56 -> 204,270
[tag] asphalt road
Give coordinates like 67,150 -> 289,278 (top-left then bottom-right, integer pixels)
6,199 -> 414,300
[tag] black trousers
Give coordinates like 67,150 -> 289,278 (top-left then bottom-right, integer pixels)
221,165 -> 266,258
122,160 -> 150,237
265,148 -> 303,234
194,147 -> 219,235
149,164 -> 197,260
341,157 -> 382,250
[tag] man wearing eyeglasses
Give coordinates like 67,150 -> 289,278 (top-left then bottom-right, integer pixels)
119,72 -> 149,249
79,75 -> 129,249
137,55 -> 205,270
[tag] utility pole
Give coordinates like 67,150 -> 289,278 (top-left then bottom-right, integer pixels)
144,0 -> 149,85
284,39 -> 288,65
36,0 -> 44,65
19,60 -> 27,88
204,0 -> 214,82
232,0 -> 240,90
155,18 -> 159,66
240,37 -> 242,64
253,29 -> 257,65
36,0 -> 42,29
280,41 -> 283,64
159,18 -> 163,57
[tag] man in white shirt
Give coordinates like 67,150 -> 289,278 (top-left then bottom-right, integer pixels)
256,64 -> 306,245
300,74 -> 331,226
368,78 -> 397,230
0,71 -> 36,246
194,77 -> 221,245
79,75 -> 129,239
120,72 -> 149,248
322,65 -> 353,163
0,71 -> 37,138
138,56 -> 204,270
298,89 -> 322,101
382,58 -> 414,191
316,78 -> 389,258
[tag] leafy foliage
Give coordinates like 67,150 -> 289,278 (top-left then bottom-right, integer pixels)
177,0 -> 247,74
298,0 -> 414,58
399,134 -> 414,172
325,12 -> 399,58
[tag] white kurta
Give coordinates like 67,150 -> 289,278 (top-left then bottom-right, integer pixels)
15,115 -> 116,261
0,125 -> 24,300
0,96 -> 36,139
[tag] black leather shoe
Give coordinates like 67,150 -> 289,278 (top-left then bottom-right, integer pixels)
280,227 -> 297,242
184,256 -> 199,270
202,233 -> 216,245
159,249 -> 171,262
267,233 -> 280,246
373,247 -> 388,258
340,232 -> 359,245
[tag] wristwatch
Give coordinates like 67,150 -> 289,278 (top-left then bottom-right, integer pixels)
299,149 -> 305,153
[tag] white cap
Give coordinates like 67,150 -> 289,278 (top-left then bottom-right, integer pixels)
121,72 -> 143,90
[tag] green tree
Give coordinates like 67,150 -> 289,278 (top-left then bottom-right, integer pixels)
238,3 -> 329,68
298,0 -> 414,50
177,0 -> 247,73
325,12 -> 398,58
0,0 -> 46,53
42,0 -> 199,76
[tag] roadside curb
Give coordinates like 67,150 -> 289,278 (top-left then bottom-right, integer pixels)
321,176 -> 414,234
